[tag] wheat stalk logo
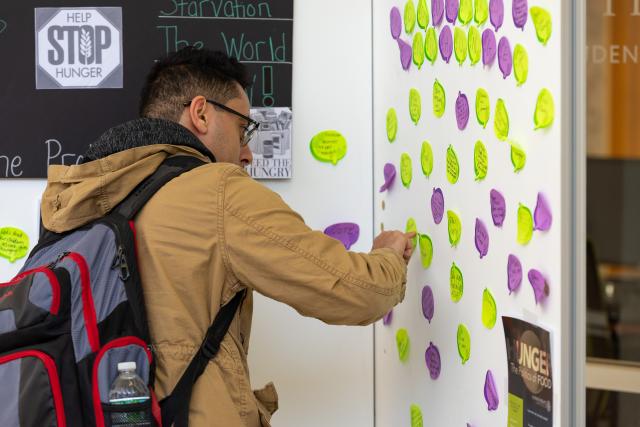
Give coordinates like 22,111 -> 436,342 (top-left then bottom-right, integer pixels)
80,28 -> 92,63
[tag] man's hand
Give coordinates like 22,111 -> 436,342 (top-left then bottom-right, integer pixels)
372,231 -> 416,264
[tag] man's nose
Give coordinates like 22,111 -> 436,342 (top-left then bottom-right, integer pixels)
240,144 -> 253,167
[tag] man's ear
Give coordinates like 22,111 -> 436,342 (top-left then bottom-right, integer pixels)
188,96 -> 209,134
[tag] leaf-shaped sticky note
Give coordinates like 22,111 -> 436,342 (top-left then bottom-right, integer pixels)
405,0 -> 417,33
517,203 -> 533,245
324,223 -> 360,250
390,7 -> 402,39
413,32 -> 425,68
530,6 -> 552,45
490,189 -> 506,226
482,288 -> 497,328
489,0 -> 504,31
512,0 -> 528,30
468,26 -> 482,65
406,217 -> 418,247
398,38 -> 413,70
433,79 -> 446,117
494,98 -> 509,141
421,141 -> 434,177
482,28 -> 497,66
510,141 -> 526,172
459,0 -> 473,25
422,285 -> 435,322
446,145 -> 459,184
475,218 -> 490,258
417,0 -> 430,28
425,342 -> 441,379
431,188 -> 445,224
507,254 -> 523,294
439,25 -> 453,63
534,192 -> 552,231
396,328 -> 411,361
457,323 -> 471,363
528,268 -> 550,304
446,0 -> 460,23
475,88 -> 490,127
419,234 -> 434,268
474,140 -> 488,181
484,369 -> 499,410
386,108 -> 398,142
410,404 -> 424,427
454,27 -> 468,65
310,130 -> 347,165
401,153 -> 413,188
383,309 -> 393,325
425,27 -> 439,63
534,88 -> 555,129
456,92 -> 470,130
379,163 -> 397,192
448,210 -> 462,247
513,43 -> 528,85
409,88 -> 422,124
432,0 -> 445,26
450,262 -> 464,301
498,36 -> 512,79
0,227 -> 29,263
475,0 -> 489,24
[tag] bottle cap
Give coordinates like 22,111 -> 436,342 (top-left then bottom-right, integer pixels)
117,362 -> 137,372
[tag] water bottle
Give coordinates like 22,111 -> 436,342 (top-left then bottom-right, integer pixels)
108,362 -> 151,426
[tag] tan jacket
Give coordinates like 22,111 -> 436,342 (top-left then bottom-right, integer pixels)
41,144 -> 407,426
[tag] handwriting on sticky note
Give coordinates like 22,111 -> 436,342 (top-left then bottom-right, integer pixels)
517,203 -> 533,245
421,141 -> 434,177
433,79 -> 446,117
454,27 -> 468,65
475,0 -> 488,24
534,88 -> 555,129
0,227 -> 29,263
417,0 -> 430,28
310,130 -> 347,165
409,88 -> 422,124
494,98 -> 509,141
474,140 -> 488,181
448,210 -> 462,246
450,262 -> 464,301
425,27 -> 438,63
513,44 -> 528,85
457,323 -> 471,363
475,88 -> 490,128
531,6 -> 552,45
482,288 -> 497,329
446,145 -> 459,184
387,108 -> 398,142
396,328 -> 411,362
468,25 -> 482,65
422,285 -> 435,322
419,234 -> 434,268
425,342 -> 441,379
401,152 -> 413,187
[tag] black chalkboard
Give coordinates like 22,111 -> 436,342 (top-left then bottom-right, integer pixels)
0,0 -> 293,178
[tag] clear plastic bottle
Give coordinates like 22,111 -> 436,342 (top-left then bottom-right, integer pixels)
108,362 -> 151,426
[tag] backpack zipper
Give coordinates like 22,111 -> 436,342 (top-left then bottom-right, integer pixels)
111,245 -> 131,282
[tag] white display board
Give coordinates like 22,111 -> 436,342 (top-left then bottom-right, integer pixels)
373,1 -> 566,426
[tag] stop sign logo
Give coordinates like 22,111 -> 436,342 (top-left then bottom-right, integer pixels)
35,8 -> 122,89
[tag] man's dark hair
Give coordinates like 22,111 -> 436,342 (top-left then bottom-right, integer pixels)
139,47 -> 251,121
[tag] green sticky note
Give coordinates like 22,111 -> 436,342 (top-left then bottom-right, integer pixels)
401,152 -> 413,188
409,88 -> 422,124
417,0 -> 430,28
510,141 -> 526,172
475,0 -> 489,24
494,98 -> 509,141
513,44 -> 529,86
534,88 -> 555,130
459,0 -> 473,25
433,79 -> 446,118
447,210 -> 462,247
517,203 -> 534,245
474,140 -> 488,181
410,404 -> 424,427
475,88 -> 490,128
531,6 -> 552,45
508,393 -> 525,426
421,141 -> 434,177
482,288 -> 497,329
405,0 -> 416,34
310,130 -> 347,165
406,217 -> 418,248
425,27 -> 438,63
413,32 -> 425,68
454,27 -> 468,65
0,227 -> 29,263
457,323 -> 471,364
450,262 -> 464,302
396,328 -> 410,362
468,26 -> 482,65
419,234 -> 433,269
386,108 -> 398,142
446,145 -> 459,184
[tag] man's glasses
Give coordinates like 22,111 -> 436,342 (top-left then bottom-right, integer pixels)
183,99 -> 259,147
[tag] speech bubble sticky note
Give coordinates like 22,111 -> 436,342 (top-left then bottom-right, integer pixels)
474,140 -> 488,181
0,227 -> 29,263
409,88 -> 422,124
482,288 -> 497,329
528,268 -> 550,304
448,210 -> 462,246
517,203 -> 534,245
324,223 -> 360,250
497,37 -> 512,79
490,189 -> 506,227
446,145 -> 460,184
482,28 -> 497,66
459,0 -> 473,25
390,7 -> 402,39
475,88 -> 490,128
417,0 -> 430,28
419,234 -> 434,268
475,0 -> 489,24
513,43 -> 528,85
422,285 -> 435,322
387,108 -> 398,142
398,38 -> 413,70
421,141 -> 434,177
410,404 -> 424,427
534,88 -> 555,129
494,98 -> 509,141
534,192 -> 552,231
507,253 -> 523,294
468,26 -> 482,65
406,217 -> 418,248
383,309 -> 393,325
510,141 -> 526,172
433,79 -> 446,117
454,27 -> 468,65
456,92 -> 470,130
484,370 -> 499,410
439,25 -> 453,63
450,262 -> 464,301
489,0 -> 504,31
401,152 -> 413,188
413,32 -> 426,68
405,0 -> 417,33
425,342 -> 441,379
475,218 -> 490,258
512,0 -> 528,30
396,328 -> 411,362
446,0 -> 460,23
310,130 -> 347,165
425,27 -> 439,63
432,0 -> 445,25
457,323 -> 471,364
530,6 -> 552,45
432,188 -> 445,224
380,163 -> 397,192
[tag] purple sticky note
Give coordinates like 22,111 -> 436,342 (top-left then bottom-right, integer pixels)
534,192 -> 553,231
425,342 -> 441,379
390,7 -> 402,40
439,26 -> 453,63
490,189 -> 506,227
432,0 -> 445,26
383,309 -> 393,325
482,29 -> 497,66
484,370 -> 499,410
498,37 -> 512,79
456,92 -> 470,130
422,285 -> 435,323
431,188 -> 445,224
379,163 -> 397,192
528,269 -> 550,304
507,254 -> 523,294
512,0 -> 528,30
490,0 -> 504,31
475,218 -> 490,258
398,38 -> 413,70
324,223 -> 360,250
445,0 -> 460,24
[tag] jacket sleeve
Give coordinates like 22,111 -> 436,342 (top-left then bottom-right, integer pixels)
218,166 -> 407,326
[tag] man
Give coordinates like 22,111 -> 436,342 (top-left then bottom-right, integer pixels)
41,47 -> 413,426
